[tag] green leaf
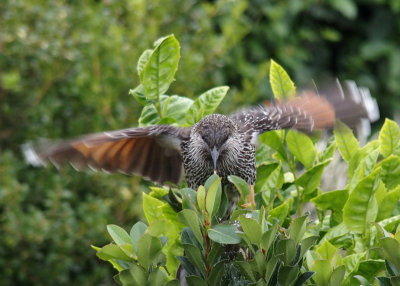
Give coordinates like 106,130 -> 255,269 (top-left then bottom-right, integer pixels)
137,49 -> 153,76
130,221 -> 147,254
311,189 -> 348,212
207,223 -> 241,244
315,240 -> 341,265
343,168 -> 381,233
235,261 -> 256,282
295,160 -> 330,194
269,59 -> 295,100
197,185 -> 206,212
206,177 -> 222,219
299,236 -> 319,260
185,276 -> 207,286
178,209 -> 204,246
269,198 -> 292,225
259,130 -> 287,161
380,237 -> 400,271
119,264 -> 146,286
107,225 -> 132,246
312,260 -> 332,285
286,130 -> 316,169
147,268 -> 168,285
379,119 -> 400,157
208,260 -> 225,286
261,223 -> 278,252
348,148 -> 380,190
140,34 -> 180,100
138,95 -> 194,126
137,233 -> 163,268
334,120 -> 359,162
96,244 -> 131,261
129,84 -> 147,106
377,185 -> 400,221
142,193 -> 165,224
185,86 -> 229,125
288,216 -> 308,245
255,164 -> 283,196
184,244 -> 206,277
239,216 -> 262,244
228,175 -> 250,197
378,155 -> 400,190
319,136 -> 337,162
275,238 -> 296,265
329,265 -> 346,286
278,265 -> 299,286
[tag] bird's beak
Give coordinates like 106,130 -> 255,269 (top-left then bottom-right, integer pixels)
211,146 -> 219,172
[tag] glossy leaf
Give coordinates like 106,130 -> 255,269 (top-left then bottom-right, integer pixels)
259,130 -> 287,161
184,244 -> 206,277
295,161 -> 330,194
379,118 -> 400,158
185,86 -> 229,125
277,265 -> 299,286
311,189 -> 348,212
206,177 -> 222,219
288,216 -> 308,245
178,209 -> 203,246
197,185 -> 206,212
275,239 -> 296,265
261,223 -> 278,252
334,120 -> 359,162
207,223 -> 241,244
96,244 -> 131,261
119,264 -> 146,286
377,185 -> 400,221
140,35 -> 180,100
107,224 -> 132,246
130,221 -> 147,254
185,276 -> 207,286
137,233 -> 163,268
286,130 -> 316,169
235,261 -> 256,282
312,260 -> 332,285
343,168 -> 381,233
329,265 -> 346,286
269,198 -> 292,225
378,155 -> 400,190
148,268 -> 168,285
380,237 -> 400,271
239,216 -> 262,244
137,49 -> 153,76
269,59 -> 295,100
138,95 -> 193,126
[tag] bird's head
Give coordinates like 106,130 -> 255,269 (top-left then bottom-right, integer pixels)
190,114 -> 239,172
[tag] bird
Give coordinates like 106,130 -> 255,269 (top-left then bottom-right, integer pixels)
23,80 -> 379,211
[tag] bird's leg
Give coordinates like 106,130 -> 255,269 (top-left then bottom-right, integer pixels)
249,184 -> 256,208
241,184 -> 256,209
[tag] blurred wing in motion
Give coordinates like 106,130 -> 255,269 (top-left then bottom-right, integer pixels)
231,79 -> 379,136
23,125 -> 190,185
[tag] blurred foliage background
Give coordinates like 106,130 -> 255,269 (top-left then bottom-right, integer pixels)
1,0 -> 400,285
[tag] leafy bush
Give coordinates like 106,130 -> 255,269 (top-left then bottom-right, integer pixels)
95,35 -> 400,285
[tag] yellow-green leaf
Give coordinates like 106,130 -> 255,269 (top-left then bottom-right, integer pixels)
269,59 -> 295,100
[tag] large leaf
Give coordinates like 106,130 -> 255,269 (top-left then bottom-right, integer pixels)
259,130 -> 287,161
119,264 -> 147,286
239,216 -> 262,244
140,35 -> 180,100
207,223 -> 241,244
269,198 -> 292,225
138,95 -> 194,126
269,59 -> 295,100
295,160 -> 330,194
379,118 -> 400,158
286,130 -> 316,169
206,177 -> 222,219
185,86 -> 229,125
334,120 -> 359,162
377,155 -> 400,190
137,233 -> 163,268
178,209 -> 204,246
343,168 -> 381,233
311,189 -> 348,212
377,185 -> 400,221
107,225 -> 132,246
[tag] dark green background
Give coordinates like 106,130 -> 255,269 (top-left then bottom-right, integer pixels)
1,0 -> 399,284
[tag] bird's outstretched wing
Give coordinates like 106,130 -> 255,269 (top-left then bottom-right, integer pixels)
231,80 -> 379,135
23,125 -> 190,185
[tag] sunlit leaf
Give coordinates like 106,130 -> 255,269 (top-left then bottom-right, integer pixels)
269,59 -> 295,100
